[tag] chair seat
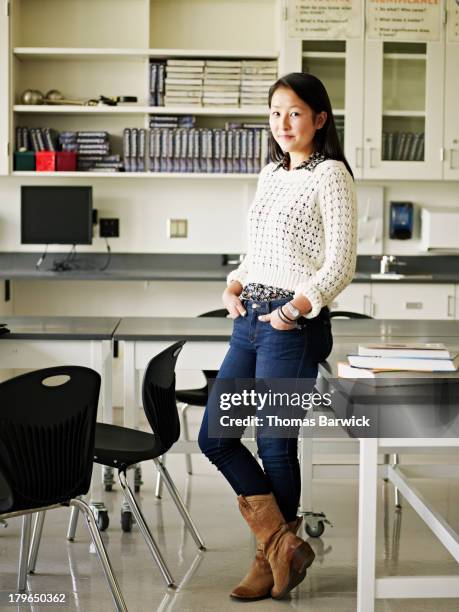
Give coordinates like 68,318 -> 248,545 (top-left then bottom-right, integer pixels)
94,423 -> 163,469
176,387 -> 208,406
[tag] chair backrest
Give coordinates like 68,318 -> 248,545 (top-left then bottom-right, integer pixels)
198,309 -> 228,382
0,366 -> 100,513
0,468 -> 13,513
142,340 -> 186,454
199,308 -> 228,319
329,310 -> 373,319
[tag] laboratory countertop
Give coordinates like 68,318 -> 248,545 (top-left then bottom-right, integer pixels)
1,253 -> 459,283
0,316 -> 120,339
114,317 -> 459,342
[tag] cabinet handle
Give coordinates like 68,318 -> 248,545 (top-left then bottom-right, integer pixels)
369,148 -> 378,168
447,295 -> 455,318
363,294 -> 371,316
405,302 -> 423,310
355,147 -> 363,168
450,149 -> 459,171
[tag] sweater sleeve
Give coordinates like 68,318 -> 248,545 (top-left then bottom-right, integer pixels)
226,163 -> 273,288
294,165 -> 357,318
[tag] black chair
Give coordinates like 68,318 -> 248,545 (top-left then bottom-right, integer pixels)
45,341 -> 205,589
0,366 -> 127,611
329,310 -> 373,319
168,308 -> 227,489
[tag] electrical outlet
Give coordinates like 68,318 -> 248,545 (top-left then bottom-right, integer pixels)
167,218 -> 188,238
100,218 -> 119,238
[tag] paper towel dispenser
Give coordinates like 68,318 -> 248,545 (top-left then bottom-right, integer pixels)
421,207 -> 459,251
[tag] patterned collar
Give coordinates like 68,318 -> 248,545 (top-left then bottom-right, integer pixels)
274,151 -> 326,172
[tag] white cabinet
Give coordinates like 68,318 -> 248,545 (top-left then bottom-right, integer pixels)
443,42 -> 459,180
371,283 -> 455,320
363,41 -> 444,180
0,0 -> 9,175
329,283 -> 372,317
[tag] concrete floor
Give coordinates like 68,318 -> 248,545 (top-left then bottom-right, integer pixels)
1,412 -> 458,612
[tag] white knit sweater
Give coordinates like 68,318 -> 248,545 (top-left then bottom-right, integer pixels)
227,159 -> 357,318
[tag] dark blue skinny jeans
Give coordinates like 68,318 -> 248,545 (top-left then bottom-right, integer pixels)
198,297 -> 333,522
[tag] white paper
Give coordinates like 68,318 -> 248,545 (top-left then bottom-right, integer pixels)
367,0 -> 442,41
447,0 -> 459,43
288,0 -> 363,39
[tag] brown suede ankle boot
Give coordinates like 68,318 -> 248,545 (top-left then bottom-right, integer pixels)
230,516 -> 303,601
237,494 -> 315,600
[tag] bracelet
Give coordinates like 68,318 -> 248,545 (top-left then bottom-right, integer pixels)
277,307 -> 295,325
279,305 -> 296,322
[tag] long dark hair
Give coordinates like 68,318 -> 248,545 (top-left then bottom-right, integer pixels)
268,72 -> 354,179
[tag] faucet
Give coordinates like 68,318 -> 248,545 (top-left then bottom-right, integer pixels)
379,255 -> 407,274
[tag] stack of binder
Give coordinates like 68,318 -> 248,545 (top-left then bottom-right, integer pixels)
203,60 -> 241,107
59,131 -> 121,172
240,60 -> 277,106
164,59 -> 204,106
338,343 -> 459,380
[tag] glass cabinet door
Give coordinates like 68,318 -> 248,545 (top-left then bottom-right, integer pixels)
301,39 -> 365,179
364,40 -> 444,180
444,42 -> 459,180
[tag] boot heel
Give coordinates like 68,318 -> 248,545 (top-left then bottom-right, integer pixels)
271,543 -> 314,600
292,542 -> 315,574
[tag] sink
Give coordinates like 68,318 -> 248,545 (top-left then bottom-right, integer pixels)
370,273 -> 434,280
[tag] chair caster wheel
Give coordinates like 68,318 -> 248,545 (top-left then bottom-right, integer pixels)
121,511 -> 133,532
305,520 -> 325,538
97,510 -> 109,532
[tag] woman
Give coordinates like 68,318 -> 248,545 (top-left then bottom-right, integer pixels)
198,72 -> 357,601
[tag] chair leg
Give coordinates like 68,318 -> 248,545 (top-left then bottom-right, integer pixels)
69,498 -> 128,612
117,470 -> 176,589
155,455 -> 166,499
179,403 -> 193,475
18,514 -> 32,592
393,453 -> 402,508
153,458 -> 206,551
67,503 -> 80,541
28,511 -> 46,574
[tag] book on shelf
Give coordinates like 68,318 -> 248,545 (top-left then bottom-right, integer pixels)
165,77 -> 204,86
167,59 -> 205,67
347,353 -> 459,372
358,343 -> 457,359
205,60 -> 242,68
166,66 -> 204,74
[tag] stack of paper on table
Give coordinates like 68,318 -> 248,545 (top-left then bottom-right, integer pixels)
338,343 -> 459,380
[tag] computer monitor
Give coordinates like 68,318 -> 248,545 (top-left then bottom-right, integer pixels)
21,186 -> 93,245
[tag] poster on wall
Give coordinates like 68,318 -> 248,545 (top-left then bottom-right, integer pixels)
288,0 -> 363,39
447,0 -> 459,42
367,0 -> 442,41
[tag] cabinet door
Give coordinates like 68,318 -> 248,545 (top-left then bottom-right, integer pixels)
0,0 -> 9,175
329,283 -> 372,317
363,41 -> 444,180
371,283 -> 455,320
278,13 -> 365,180
444,43 -> 459,180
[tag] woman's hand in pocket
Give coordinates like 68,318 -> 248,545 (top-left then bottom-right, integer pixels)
258,309 -> 296,331
222,286 -> 246,319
